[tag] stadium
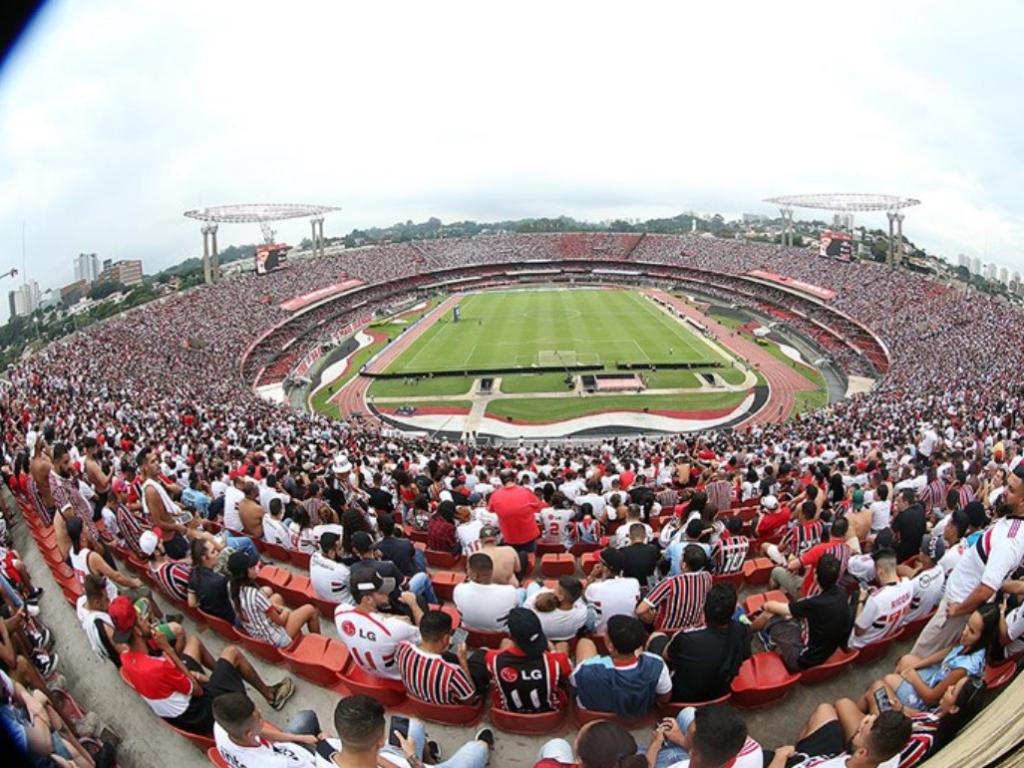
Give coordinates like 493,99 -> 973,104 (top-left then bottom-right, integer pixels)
3,223 -> 1024,768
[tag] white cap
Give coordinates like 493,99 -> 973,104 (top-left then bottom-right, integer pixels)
760,495 -> 779,511
139,530 -> 159,556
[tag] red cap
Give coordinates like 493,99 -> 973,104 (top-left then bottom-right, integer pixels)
109,596 -> 137,642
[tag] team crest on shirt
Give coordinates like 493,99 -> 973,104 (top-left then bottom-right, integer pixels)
341,620 -> 356,637
500,667 -> 519,683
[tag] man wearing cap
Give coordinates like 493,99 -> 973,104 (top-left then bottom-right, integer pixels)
477,524 -> 521,586
753,495 -> 789,540
334,567 -> 423,680
310,531 -> 353,606
487,469 -> 543,574
914,463 -> 1024,656
116,594 -> 294,735
139,529 -> 192,604
484,608 -> 571,714
584,550 -> 642,634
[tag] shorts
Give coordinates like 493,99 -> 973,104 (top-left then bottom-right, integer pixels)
895,679 -> 925,710
166,654 -> 246,736
164,533 -> 189,560
792,719 -> 845,762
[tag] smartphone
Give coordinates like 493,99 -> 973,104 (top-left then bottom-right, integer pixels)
389,715 -> 410,747
450,627 -> 468,648
873,688 -> 892,712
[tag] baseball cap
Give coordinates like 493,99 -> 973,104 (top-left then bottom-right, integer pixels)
921,533 -> 946,562
479,524 -> 501,540
227,549 -> 260,579
350,566 -> 386,602
109,595 -> 138,643
760,495 -> 779,511
599,547 -> 622,573
320,531 -> 341,553
139,530 -> 160,557
351,531 -> 375,553
505,608 -> 547,657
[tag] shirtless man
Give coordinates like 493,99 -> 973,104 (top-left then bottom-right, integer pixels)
83,436 -> 111,523
239,482 -> 265,540
477,524 -> 521,586
28,434 -> 55,525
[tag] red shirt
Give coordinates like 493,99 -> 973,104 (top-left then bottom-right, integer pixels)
756,507 -> 791,539
488,485 -> 543,545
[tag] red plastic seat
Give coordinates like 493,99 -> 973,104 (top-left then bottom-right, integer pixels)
260,541 -> 292,564
425,549 -> 463,569
743,590 -> 787,616
430,571 -> 465,602
406,694 -> 483,725
730,652 -> 801,708
536,540 -> 567,557
898,614 -> 933,641
579,551 -> 600,575
799,647 -> 859,685
278,575 -> 316,607
713,571 -> 745,589
256,565 -> 293,591
490,705 -> 566,734
433,604 -> 462,629
408,529 -> 428,544
569,542 -> 601,558
207,747 -> 229,767
338,659 -> 406,706
290,550 -> 311,570
541,553 -> 576,577
852,636 -> 896,666
238,630 -> 297,664
658,692 -> 731,717
198,610 -> 241,641
281,634 -> 348,686
741,558 -> 774,586
984,659 -> 1018,691
465,627 -> 506,648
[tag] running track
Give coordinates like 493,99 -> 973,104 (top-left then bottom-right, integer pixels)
646,289 -> 818,426
331,295 -> 463,423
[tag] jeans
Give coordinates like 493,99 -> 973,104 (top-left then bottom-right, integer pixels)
226,535 -> 259,559
0,573 -> 23,609
516,580 -> 543,605
409,572 -> 440,605
652,707 -> 697,768
395,717 -> 489,768
413,548 -> 428,574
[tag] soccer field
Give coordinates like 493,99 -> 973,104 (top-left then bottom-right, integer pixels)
382,288 -> 724,374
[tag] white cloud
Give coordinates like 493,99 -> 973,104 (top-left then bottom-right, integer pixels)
1,0 -> 1023,316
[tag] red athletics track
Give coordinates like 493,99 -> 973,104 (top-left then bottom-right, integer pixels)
645,289 -> 817,426
331,295 -> 464,423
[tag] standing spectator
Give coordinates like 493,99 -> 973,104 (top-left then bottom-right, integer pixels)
891,488 -> 927,564
488,469 -> 543,574
661,584 -> 751,703
485,608 -> 571,714
637,545 -> 712,633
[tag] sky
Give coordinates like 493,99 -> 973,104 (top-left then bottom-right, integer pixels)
1,0 -> 1024,317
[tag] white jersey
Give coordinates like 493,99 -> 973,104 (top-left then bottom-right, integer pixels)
223,485 -> 245,531
69,548 -> 117,600
334,607 -> 419,680
213,723 -> 337,768
524,589 -> 589,641
945,518 -> 1024,604
453,582 -> 521,631
584,577 -> 641,633
540,508 -> 575,547
309,552 -> 352,605
76,597 -> 115,663
666,737 -> 763,768
1004,604 -> 1024,656
614,522 -> 653,548
850,579 -> 914,649
906,564 -> 945,623
456,519 -> 484,555
938,541 -> 965,576
262,515 -> 292,547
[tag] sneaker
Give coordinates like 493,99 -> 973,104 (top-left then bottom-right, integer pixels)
26,604 -> 40,618
426,740 -> 442,762
30,627 -> 53,652
33,651 -> 58,677
25,587 -> 43,603
473,728 -> 495,749
269,678 -> 295,710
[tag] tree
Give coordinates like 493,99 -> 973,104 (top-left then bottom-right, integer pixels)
89,281 -> 127,301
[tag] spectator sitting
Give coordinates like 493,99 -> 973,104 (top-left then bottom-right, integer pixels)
138,529 -> 191,605
334,567 -> 423,680
187,538 -> 235,625
583,550 -> 642,634
115,595 -> 294,735
753,495 -> 789,540
350,530 -> 438,609
309,531 -> 352,606
477,524 -> 522,586
899,534 -> 947,625
769,706 -> 911,768
227,550 -> 320,648
396,609 -> 486,705
238,482 -> 265,541
261,498 -> 291,548
849,548 -> 914,650
454,553 -> 527,632
647,703 -> 763,768
485,608 -> 571,714
749,554 -> 850,672
534,720 -> 644,768
763,500 -> 823,566
665,519 -> 711,576
711,516 -> 750,575
770,516 -> 851,600
524,576 -> 588,642
213,691 -> 337,768
427,500 -> 460,555
615,523 -> 662,585
613,505 -> 653,548
637,545 -> 712,633
660,583 -> 751,704
375,513 -> 423,577
570,615 -> 672,717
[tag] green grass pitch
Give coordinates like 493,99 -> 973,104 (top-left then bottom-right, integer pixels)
380,288 -> 724,374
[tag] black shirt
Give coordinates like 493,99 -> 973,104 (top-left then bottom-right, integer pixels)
187,566 -> 235,624
616,543 -> 661,583
892,503 -> 927,563
789,585 -> 850,668
665,621 -> 751,702
367,487 -> 395,514
376,535 -> 418,577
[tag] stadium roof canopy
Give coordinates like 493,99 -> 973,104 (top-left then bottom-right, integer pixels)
184,203 -> 341,223
763,193 -> 920,212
